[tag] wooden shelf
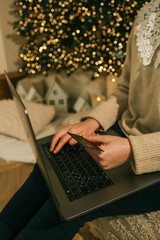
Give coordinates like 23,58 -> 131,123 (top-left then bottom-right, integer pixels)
0,72 -> 25,99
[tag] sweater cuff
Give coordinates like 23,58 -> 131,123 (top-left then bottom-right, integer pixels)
128,133 -> 160,175
81,102 -> 118,131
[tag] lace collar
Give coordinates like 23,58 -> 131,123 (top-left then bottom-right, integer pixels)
136,0 -> 160,69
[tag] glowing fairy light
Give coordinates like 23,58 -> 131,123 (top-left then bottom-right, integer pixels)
13,0 -> 149,77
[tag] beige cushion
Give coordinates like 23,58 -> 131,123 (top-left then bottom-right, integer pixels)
0,99 -> 55,141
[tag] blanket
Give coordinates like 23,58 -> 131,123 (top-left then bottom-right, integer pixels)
85,211 -> 160,240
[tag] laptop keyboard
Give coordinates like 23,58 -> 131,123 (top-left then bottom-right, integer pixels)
42,142 -> 113,201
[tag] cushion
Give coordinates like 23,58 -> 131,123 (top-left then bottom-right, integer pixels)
62,112 -> 85,127
0,99 -> 55,141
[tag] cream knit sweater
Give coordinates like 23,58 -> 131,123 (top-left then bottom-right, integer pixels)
83,19 -> 160,175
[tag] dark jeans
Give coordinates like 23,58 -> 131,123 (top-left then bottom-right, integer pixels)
0,123 -> 160,239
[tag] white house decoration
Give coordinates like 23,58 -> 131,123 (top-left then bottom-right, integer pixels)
16,80 -> 32,99
45,80 -> 68,112
73,96 -> 91,113
25,86 -> 43,103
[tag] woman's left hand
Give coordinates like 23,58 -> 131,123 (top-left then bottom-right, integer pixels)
83,134 -> 132,169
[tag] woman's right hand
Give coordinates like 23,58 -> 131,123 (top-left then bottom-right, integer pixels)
50,118 -> 100,153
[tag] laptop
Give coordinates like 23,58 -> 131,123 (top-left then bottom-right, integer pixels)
4,70 -> 160,221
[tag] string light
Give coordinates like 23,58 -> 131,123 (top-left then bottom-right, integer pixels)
13,0 -> 150,78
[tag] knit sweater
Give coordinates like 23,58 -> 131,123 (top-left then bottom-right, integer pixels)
83,13 -> 160,175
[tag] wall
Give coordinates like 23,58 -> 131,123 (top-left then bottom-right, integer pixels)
0,0 -> 23,74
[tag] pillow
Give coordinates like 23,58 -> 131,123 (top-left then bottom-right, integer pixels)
0,99 -> 55,141
62,112 -> 86,127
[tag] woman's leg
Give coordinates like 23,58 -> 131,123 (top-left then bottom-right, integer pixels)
0,164 -> 50,239
15,181 -> 160,240
1,122 -> 160,239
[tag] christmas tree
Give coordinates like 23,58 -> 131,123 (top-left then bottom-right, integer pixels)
14,0 -> 150,78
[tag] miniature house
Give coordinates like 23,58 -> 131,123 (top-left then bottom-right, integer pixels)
73,96 -> 91,112
16,78 -> 45,103
25,86 -> 43,103
45,79 -> 68,112
16,80 -> 32,99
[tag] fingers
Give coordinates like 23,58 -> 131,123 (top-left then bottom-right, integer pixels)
50,126 -> 84,153
53,133 -> 71,153
69,138 -> 77,145
50,128 -> 70,152
85,144 -> 110,169
50,121 -> 100,154
91,132 -> 96,136
83,134 -> 109,144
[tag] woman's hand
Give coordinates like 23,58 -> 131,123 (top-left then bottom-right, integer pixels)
50,118 -> 100,153
83,134 -> 132,169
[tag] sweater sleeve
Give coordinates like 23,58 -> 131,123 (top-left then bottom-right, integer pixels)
81,22 -> 136,131
129,132 -> 160,175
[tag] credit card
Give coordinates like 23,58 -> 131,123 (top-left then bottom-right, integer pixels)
67,132 -> 104,152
